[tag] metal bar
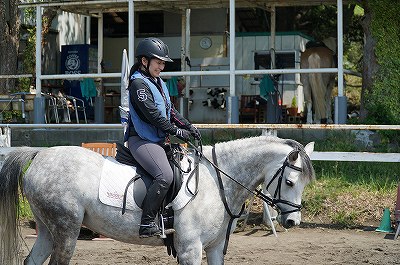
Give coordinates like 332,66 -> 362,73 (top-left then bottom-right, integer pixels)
128,0 -> 134,64
1,123 -> 399,130
337,0 -> 344,96
270,5 -> 276,67
4,68 -> 341,81
40,73 -> 121,80
18,0 -> 128,8
98,12 -> 104,75
229,0 -> 235,96
185,9 -> 191,99
0,74 -> 33,79
35,6 -> 42,97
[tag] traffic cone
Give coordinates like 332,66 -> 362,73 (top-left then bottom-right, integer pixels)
375,208 -> 394,233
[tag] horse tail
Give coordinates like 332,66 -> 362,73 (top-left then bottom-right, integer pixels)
308,53 -> 326,120
0,147 -> 40,265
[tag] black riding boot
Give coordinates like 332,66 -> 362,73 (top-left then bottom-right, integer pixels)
139,179 -> 169,238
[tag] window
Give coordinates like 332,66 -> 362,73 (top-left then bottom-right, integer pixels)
138,12 -> 164,34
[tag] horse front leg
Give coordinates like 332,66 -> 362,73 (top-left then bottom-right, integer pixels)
175,239 -> 203,265
205,243 -> 225,265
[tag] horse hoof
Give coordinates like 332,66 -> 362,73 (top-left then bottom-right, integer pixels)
164,229 -> 175,235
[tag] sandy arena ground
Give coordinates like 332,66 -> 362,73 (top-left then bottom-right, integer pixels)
19,223 -> 400,265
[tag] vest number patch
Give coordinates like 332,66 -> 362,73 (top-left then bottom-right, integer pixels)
137,89 -> 147,102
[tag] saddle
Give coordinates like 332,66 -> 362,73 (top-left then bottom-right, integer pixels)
115,142 -> 187,210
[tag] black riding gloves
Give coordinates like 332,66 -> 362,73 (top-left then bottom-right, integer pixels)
175,128 -> 191,142
188,125 -> 201,140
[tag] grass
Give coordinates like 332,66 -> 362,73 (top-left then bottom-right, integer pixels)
19,196 -> 33,219
302,131 -> 400,227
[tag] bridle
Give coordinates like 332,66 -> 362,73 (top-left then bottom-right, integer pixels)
188,142 -> 305,254
263,149 -> 303,215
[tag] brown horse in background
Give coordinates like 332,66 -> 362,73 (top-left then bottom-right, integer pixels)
300,42 -> 336,124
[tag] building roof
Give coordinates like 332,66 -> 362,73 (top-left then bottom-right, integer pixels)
20,0 -> 352,14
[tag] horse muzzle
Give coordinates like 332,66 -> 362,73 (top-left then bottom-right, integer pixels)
277,211 -> 301,229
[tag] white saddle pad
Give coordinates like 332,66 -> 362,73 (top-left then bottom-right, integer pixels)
98,155 -> 198,212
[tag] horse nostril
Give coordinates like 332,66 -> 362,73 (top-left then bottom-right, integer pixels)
285,219 -> 295,228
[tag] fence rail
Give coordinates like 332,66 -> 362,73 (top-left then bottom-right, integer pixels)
1,123 -> 399,163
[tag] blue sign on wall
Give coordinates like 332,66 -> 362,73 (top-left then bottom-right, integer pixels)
61,44 -> 91,74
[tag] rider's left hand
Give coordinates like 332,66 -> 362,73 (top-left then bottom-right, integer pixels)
188,125 -> 201,140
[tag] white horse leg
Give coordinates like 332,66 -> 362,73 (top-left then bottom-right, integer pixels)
326,82 -> 334,124
47,225 -> 81,265
326,96 -> 333,124
205,244 -> 225,265
175,239 -> 203,265
24,218 -> 53,265
43,203 -> 84,264
306,102 -> 313,124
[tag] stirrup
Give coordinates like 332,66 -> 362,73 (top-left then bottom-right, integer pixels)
139,222 -> 161,238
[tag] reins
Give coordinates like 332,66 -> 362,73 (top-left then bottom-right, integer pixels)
188,142 -> 303,212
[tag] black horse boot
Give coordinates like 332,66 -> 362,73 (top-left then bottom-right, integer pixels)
139,179 -> 169,238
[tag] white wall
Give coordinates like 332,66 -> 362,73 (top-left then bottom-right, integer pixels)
57,11 -> 88,48
235,33 -> 310,109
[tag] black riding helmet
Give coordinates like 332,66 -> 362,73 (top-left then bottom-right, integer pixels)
136,37 -> 173,62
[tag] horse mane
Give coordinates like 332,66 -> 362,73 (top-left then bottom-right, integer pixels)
216,136 -> 315,182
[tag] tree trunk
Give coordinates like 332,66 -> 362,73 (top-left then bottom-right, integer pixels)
359,3 -> 378,121
0,0 -> 20,94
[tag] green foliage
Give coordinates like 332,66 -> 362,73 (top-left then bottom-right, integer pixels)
0,110 -> 23,123
19,197 -> 33,219
301,5 -> 338,40
364,1 -> 400,125
16,26 -> 37,93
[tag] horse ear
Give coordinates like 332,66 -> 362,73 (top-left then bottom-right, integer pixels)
288,150 -> 299,162
304,142 -> 315,156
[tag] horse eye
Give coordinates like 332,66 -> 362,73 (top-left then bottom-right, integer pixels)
285,179 -> 294,187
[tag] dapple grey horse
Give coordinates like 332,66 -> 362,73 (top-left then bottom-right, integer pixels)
0,136 -> 315,265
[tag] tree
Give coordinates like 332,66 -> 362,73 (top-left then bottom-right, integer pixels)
0,1 -> 58,94
358,0 -> 400,125
0,0 -> 20,94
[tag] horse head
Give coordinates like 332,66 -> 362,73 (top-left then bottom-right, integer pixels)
264,141 -> 315,228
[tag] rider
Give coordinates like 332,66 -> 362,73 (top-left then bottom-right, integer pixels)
126,37 -> 201,238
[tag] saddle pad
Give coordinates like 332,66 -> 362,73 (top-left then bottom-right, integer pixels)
98,155 -> 198,212
99,157 -> 141,212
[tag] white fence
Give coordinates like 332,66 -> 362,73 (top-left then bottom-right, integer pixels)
1,123 -> 400,163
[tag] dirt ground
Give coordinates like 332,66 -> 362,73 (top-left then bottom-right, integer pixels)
19,222 -> 400,265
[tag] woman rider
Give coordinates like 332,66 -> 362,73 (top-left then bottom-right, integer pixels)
126,37 -> 201,238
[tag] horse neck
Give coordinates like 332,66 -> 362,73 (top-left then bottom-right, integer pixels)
213,137 -> 289,210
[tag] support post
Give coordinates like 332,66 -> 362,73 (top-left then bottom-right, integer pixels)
181,9 -> 192,118
335,0 -> 347,124
34,5 -> 45,124
227,0 -> 238,123
94,12 -> 104,123
128,0 -> 134,64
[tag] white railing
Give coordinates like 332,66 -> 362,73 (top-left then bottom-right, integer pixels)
1,123 -> 399,163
